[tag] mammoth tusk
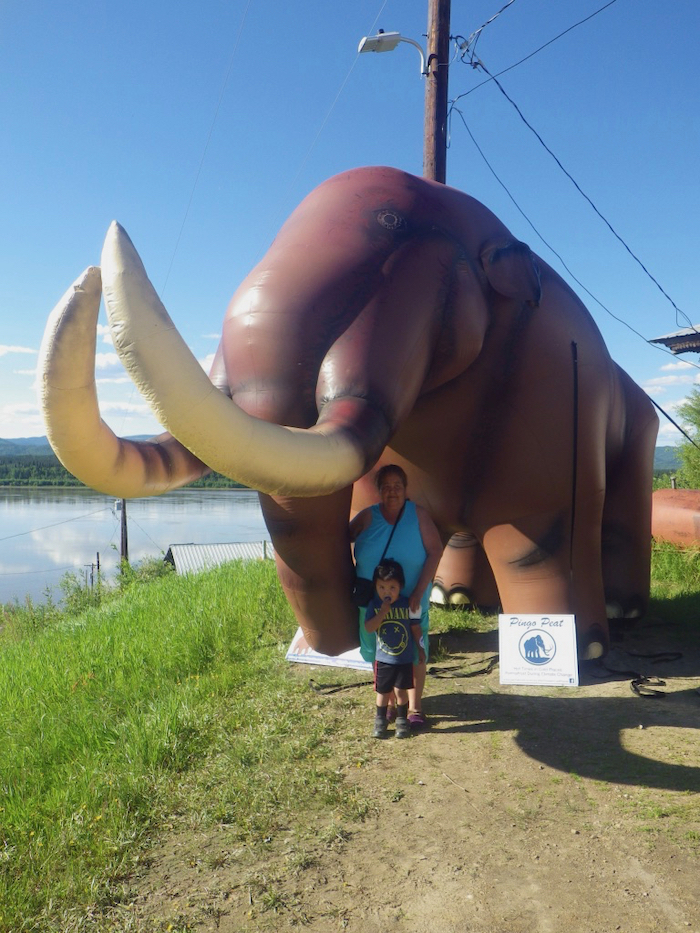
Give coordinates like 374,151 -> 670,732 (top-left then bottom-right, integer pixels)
100,223 -> 367,497
38,267 -> 209,497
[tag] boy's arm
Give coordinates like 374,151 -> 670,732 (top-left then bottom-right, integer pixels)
410,621 -> 427,664
364,600 -> 391,633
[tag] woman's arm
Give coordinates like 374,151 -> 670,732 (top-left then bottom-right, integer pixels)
349,507 -> 372,543
410,621 -> 427,664
408,506 -> 444,613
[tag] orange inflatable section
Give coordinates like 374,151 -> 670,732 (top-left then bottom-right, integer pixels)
652,489 -> 700,547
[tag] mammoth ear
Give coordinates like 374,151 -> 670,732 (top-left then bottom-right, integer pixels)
479,238 -> 541,306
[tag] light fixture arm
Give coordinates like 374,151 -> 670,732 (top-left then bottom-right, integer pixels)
397,36 -> 428,75
357,31 -> 428,76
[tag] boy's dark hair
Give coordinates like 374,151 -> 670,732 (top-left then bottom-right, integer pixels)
372,558 -> 405,588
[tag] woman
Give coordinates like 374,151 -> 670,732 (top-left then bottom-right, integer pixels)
350,465 -> 443,727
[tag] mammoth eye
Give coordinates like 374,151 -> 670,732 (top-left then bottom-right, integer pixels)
376,209 -> 406,231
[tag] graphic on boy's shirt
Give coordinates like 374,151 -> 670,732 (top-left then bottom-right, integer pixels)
366,595 -> 418,666
378,619 -> 410,656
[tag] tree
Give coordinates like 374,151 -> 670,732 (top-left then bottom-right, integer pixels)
676,387 -> 700,488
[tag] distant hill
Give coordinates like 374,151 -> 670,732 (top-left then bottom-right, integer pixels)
0,437 -> 54,457
0,436 -> 151,457
654,446 -> 681,472
0,436 -> 684,474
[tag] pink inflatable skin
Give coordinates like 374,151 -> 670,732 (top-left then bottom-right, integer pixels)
40,167 -> 659,660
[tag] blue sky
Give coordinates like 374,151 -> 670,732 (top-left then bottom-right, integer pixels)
1,0 -> 698,445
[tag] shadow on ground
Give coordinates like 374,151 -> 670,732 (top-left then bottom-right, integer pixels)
425,609 -> 700,793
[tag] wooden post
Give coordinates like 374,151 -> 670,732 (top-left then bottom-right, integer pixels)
423,0 -> 451,183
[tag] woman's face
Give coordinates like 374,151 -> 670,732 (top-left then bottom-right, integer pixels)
379,472 -> 407,512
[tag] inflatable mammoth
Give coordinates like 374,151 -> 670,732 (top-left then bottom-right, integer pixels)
39,166 -> 658,660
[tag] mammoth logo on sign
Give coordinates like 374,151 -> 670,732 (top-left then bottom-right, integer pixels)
499,615 -> 578,686
520,629 -> 556,664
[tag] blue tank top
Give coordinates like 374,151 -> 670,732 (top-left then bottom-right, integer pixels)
354,500 -> 428,607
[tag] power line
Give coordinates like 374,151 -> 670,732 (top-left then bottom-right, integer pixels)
125,514 -> 165,553
462,0 -> 517,60
260,0 -> 391,257
0,565 -> 76,578
0,507 -> 113,543
450,107 -> 700,371
470,60 -> 694,332
453,0 -> 621,101
451,107 -> 700,442
159,0 -> 254,298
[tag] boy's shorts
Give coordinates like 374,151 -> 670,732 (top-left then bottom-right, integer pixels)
374,660 -> 414,694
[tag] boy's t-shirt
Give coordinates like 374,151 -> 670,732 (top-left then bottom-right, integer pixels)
364,595 -> 420,666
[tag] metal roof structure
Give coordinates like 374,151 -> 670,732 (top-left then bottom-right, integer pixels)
650,326 -> 700,354
164,541 -> 274,575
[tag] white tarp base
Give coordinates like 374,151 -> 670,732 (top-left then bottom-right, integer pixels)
285,627 -> 373,671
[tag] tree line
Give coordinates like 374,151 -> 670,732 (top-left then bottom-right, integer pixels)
0,455 -> 243,488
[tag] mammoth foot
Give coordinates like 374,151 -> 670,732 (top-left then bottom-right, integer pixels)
430,582 -> 500,614
605,592 -> 646,620
578,624 -> 609,662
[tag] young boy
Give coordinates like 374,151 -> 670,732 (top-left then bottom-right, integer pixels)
364,559 -> 426,739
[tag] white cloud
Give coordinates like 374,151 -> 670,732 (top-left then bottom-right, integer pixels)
657,419 -> 684,441
0,345 -> 35,358
0,401 -> 38,418
95,352 -> 121,370
660,360 -> 695,371
199,352 -> 215,372
96,375 -> 132,385
100,400 -> 152,415
203,333 -> 221,341
643,374 -> 695,393
97,324 -> 114,347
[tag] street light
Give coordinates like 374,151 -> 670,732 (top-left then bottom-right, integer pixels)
357,30 -> 428,76
358,2 -> 450,184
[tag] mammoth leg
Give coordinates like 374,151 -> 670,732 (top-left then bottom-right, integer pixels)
602,390 -> 658,621
482,503 -> 609,660
260,486 -> 358,655
432,532 -> 500,610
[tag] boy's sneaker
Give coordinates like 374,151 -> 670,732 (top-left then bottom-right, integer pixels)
394,715 -> 411,739
372,716 -> 389,739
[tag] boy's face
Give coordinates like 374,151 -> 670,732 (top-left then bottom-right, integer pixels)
375,578 -> 401,604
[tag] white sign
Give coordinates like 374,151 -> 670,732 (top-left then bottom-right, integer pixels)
498,614 -> 579,686
285,627 -> 373,672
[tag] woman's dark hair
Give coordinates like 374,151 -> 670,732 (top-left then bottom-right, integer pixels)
375,464 -> 408,490
372,558 -> 405,587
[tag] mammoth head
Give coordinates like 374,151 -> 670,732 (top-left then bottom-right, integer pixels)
38,168 -> 481,503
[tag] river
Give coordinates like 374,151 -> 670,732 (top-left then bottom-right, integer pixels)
0,487 -> 270,606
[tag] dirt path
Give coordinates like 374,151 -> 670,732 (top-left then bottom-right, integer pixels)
129,622 -> 700,933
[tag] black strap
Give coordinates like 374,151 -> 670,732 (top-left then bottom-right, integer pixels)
427,656 -> 499,679
630,676 -> 667,698
309,678 -> 373,695
593,650 -> 683,698
570,341 -> 578,576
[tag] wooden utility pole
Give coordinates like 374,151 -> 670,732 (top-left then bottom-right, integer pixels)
423,0 -> 451,183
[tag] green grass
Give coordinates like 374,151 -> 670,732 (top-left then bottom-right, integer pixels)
0,560 -> 366,933
651,541 -> 700,595
1,544 -> 699,931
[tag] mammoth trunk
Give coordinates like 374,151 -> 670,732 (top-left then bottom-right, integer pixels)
260,486 -> 360,655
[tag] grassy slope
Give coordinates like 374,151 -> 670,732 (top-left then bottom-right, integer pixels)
1,548 -> 698,932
